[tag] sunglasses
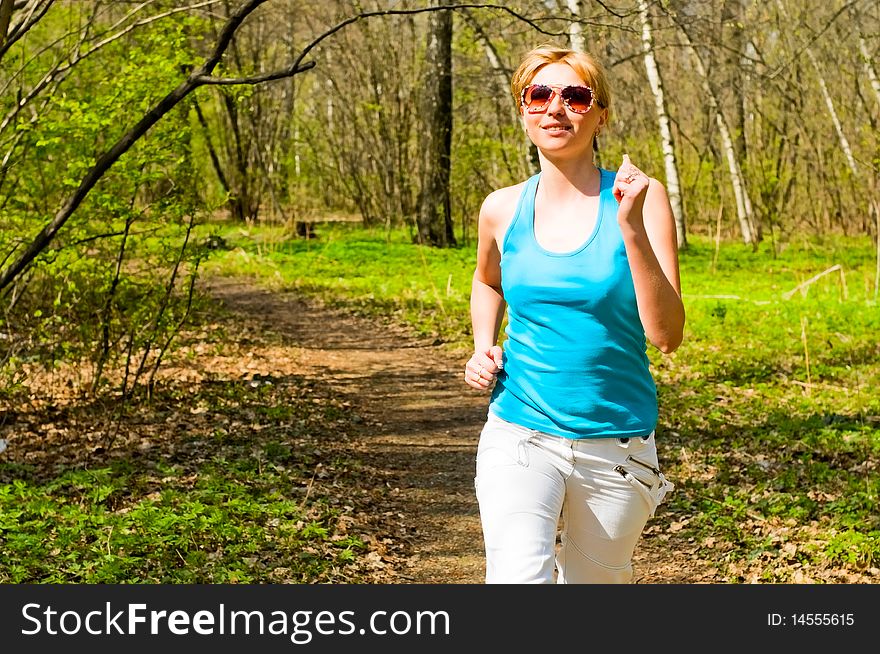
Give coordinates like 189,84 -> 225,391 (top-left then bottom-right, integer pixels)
520,83 -> 598,114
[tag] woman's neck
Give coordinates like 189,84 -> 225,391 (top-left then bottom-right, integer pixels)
537,153 -> 602,201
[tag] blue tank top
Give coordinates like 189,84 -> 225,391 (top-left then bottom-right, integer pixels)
489,168 -> 658,439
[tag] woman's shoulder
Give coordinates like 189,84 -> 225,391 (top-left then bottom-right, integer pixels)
479,179 -> 531,227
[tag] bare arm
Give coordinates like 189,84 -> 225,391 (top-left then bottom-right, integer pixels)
614,155 -> 685,354
465,192 -> 508,390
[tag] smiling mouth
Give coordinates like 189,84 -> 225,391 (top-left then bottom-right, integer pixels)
542,125 -> 571,131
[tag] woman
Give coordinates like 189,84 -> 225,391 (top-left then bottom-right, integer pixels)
464,44 -> 685,584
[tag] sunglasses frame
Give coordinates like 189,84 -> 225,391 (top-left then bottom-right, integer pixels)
520,83 -> 598,114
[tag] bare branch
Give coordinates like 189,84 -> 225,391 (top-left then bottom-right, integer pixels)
765,0 -> 864,80
0,0 -> 15,48
196,3 -> 580,88
196,60 -> 316,85
289,3 -> 573,74
0,0 -> 53,63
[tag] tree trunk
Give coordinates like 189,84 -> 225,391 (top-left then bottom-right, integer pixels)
772,0 -> 857,179
805,48 -> 858,176
416,0 -> 456,247
565,0 -> 584,52
677,19 -> 758,246
460,9 -> 537,175
858,35 -> 880,108
0,0 -> 14,49
723,0 -> 749,165
637,0 -> 687,249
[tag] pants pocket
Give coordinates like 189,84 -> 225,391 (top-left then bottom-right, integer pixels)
475,416 -> 534,491
613,455 -> 674,517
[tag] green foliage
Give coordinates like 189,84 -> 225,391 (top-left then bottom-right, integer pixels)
200,221 -> 477,343
1,7 -> 212,400
0,373 -> 369,583
2,0 -> 879,584
0,461 -> 365,583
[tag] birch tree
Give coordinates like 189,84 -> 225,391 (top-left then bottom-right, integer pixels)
637,0 -> 686,248
775,0 -> 858,178
857,34 -> 880,109
565,0 -> 584,52
674,13 -> 758,245
459,9 -> 538,175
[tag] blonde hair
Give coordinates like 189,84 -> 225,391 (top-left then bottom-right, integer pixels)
511,44 -> 611,123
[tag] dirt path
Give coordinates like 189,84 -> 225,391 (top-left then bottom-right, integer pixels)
206,276 -> 701,584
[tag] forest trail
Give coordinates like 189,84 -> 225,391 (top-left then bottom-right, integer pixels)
206,275 -> 702,584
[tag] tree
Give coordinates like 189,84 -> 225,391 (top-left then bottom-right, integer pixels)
672,9 -> 758,246
416,0 -> 456,247
637,0 -> 687,249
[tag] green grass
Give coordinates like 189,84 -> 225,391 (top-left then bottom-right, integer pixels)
0,352 -> 370,584
198,220 -> 880,581
0,461 -> 361,583
199,221 -> 478,345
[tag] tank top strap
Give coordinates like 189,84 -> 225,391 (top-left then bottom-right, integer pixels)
599,167 -> 615,207
596,167 -> 616,234
501,173 -> 541,254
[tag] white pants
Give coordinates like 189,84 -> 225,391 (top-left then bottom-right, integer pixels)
474,412 -> 673,584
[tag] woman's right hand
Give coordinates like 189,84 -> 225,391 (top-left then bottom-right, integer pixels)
464,346 -> 504,390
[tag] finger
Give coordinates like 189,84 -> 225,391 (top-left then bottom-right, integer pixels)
464,367 -> 491,389
471,352 -> 498,376
488,346 -> 504,370
619,164 -> 643,185
622,153 -> 631,166
465,361 -> 486,385
473,363 -> 492,382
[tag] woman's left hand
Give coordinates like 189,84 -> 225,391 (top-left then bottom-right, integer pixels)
613,153 -> 650,231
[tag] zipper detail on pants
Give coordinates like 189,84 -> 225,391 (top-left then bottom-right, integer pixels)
614,465 -> 652,489
626,455 -> 660,476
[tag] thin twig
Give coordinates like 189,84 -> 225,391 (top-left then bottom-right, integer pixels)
782,264 -> 842,300
800,316 -> 811,396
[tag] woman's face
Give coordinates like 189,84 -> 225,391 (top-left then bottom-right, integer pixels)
521,62 -> 606,159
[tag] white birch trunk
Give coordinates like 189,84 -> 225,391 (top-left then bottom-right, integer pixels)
859,36 -> 880,108
637,0 -> 687,248
484,35 -> 537,175
460,10 -> 537,174
806,49 -> 858,176
858,34 -> 880,300
679,29 -> 756,244
776,0 -> 857,176
566,0 -> 584,52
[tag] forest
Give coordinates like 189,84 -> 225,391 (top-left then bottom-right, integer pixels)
0,0 -> 877,585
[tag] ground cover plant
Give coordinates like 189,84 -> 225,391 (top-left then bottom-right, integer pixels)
0,302 -> 396,584
2,0 -> 878,588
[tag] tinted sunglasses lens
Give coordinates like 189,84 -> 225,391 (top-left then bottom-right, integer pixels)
562,86 -> 593,112
524,85 -> 552,111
